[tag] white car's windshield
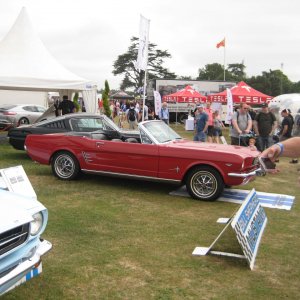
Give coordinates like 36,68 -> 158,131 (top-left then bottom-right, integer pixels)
143,121 -> 182,143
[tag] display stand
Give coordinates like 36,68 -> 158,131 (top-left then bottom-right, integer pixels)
193,189 -> 267,270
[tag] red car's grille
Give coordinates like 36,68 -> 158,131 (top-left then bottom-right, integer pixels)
0,223 -> 30,256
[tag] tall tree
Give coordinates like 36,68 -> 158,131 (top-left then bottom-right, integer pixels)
102,80 -> 111,118
246,69 -> 293,96
112,37 -> 176,91
197,63 -> 227,81
197,63 -> 246,82
227,63 -> 246,81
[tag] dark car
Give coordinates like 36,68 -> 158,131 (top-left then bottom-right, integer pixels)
7,113 -> 139,150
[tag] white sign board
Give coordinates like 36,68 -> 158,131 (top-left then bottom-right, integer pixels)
193,189 -> 267,270
0,165 -> 37,199
231,189 -> 267,270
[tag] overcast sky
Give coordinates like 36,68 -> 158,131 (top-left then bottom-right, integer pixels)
0,0 -> 299,90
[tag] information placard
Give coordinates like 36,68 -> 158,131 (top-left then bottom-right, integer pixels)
193,189 -> 268,270
0,165 -> 37,199
231,189 -> 267,270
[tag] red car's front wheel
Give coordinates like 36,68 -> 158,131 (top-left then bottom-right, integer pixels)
186,166 -> 224,201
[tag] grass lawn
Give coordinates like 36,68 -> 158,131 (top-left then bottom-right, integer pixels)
0,126 -> 299,299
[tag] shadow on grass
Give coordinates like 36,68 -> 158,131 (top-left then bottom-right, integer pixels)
79,172 -> 179,197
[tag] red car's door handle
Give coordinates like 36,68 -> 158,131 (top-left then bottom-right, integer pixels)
96,142 -> 104,148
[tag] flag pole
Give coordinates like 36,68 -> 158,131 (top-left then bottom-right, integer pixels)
223,37 -> 226,81
136,15 -> 150,122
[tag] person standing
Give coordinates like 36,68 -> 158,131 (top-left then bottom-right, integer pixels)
204,102 -> 214,143
126,101 -> 137,129
284,109 -> 297,163
159,102 -> 170,124
58,95 -> 75,115
279,109 -> 293,142
253,103 -> 277,152
230,103 -> 252,146
54,98 -> 60,117
212,110 -> 225,144
143,103 -> 149,121
193,104 -> 208,142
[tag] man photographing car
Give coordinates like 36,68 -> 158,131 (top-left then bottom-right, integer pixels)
260,137 -> 300,184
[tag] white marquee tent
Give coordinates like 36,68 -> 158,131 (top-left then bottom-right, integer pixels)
0,7 -> 98,113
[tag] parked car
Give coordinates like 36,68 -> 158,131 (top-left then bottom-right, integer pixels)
0,104 -> 47,127
0,119 -> 13,131
25,120 -> 261,201
0,189 -> 52,296
8,113 -> 139,150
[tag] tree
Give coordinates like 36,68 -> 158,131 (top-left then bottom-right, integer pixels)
72,92 -> 80,112
197,63 -> 246,82
197,63 -> 225,81
227,63 -> 246,81
197,62 -> 300,96
246,69 -> 293,96
112,37 -> 176,91
102,80 -> 111,118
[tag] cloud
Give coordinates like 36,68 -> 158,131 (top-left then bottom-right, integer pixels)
0,0 -> 300,89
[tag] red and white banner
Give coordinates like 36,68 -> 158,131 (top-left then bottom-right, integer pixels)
225,88 -> 233,125
154,90 -> 162,115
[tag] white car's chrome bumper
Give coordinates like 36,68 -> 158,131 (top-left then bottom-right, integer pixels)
0,239 -> 52,295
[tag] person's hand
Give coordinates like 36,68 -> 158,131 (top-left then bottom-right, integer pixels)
260,144 -> 281,162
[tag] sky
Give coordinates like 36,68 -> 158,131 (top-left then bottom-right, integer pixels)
0,0 -> 300,90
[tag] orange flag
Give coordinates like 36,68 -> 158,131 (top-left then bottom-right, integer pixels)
216,38 -> 225,48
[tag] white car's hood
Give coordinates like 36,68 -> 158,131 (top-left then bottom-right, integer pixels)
0,190 -> 45,233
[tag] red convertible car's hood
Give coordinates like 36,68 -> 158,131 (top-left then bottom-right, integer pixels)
168,140 -> 259,157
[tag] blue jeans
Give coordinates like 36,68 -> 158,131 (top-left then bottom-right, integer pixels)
256,136 -> 273,152
194,131 -> 206,142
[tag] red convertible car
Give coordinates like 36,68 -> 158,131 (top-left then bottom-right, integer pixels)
25,120 -> 261,201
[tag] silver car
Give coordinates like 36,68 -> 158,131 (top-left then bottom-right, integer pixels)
0,104 -> 47,126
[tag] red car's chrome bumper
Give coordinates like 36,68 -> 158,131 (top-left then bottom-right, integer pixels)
228,167 -> 263,178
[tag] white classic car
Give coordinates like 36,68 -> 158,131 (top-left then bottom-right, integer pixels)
0,189 -> 52,296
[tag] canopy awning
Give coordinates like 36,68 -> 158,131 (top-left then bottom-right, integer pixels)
208,81 -> 273,104
162,85 -> 207,103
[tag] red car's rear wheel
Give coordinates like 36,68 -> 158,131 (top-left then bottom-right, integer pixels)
186,166 -> 224,201
51,151 -> 80,180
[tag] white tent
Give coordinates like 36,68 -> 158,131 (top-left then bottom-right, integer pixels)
268,93 -> 300,136
0,7 -> 98,113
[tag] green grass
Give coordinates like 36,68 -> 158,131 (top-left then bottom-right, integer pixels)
0,128 -> 299,299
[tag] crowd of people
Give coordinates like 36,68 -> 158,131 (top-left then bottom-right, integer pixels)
56,95 -> 298,164
100,99 -> 168,129
193,101 -> 225,144
193,101 -> 299,164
